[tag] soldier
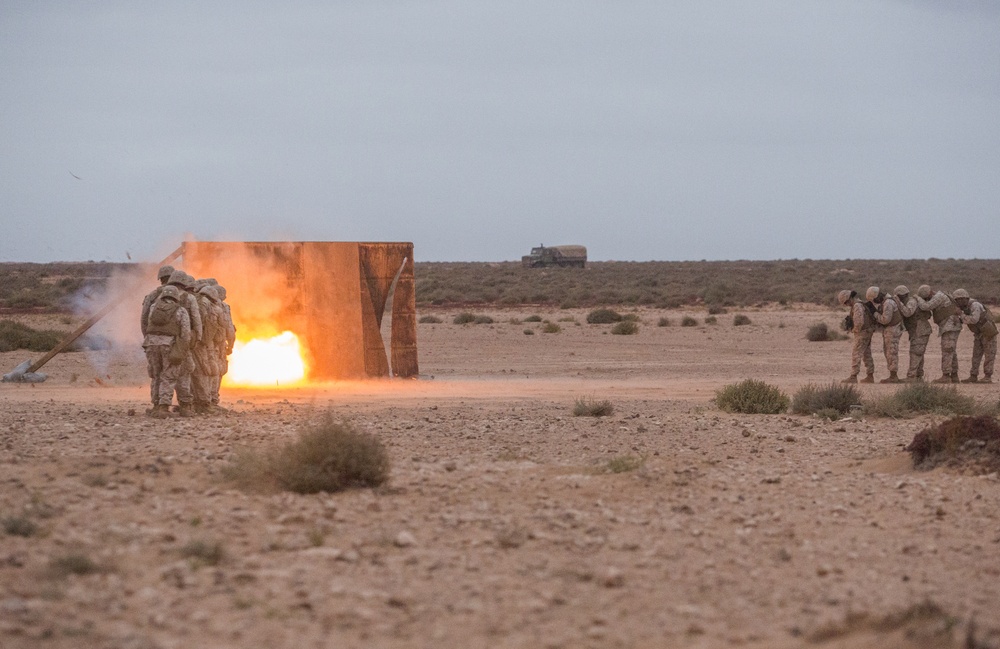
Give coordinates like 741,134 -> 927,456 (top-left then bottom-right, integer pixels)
166,271 -> 202,415
191,281 -> 220,414
953,289 -> 997,384
893,285 -> 931,382
839,289 -> 876,383
214,284 -> 236,410
915,284 -> 963,383
140,264 -> 175,411
868,286 -> 903,383
142,286 -> 192,418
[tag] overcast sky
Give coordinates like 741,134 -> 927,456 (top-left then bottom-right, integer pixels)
1,2 -> 998,263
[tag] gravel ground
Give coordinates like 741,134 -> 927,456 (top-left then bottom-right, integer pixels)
1,306 -> 998,649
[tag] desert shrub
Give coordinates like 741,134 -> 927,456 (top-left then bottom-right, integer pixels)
657,317 -> 671,327
611,321 -> 639,335
733,314 -> 751,326
707,305 -> 727,315
0,320 -> 64,352
906,415 -> 1000,473
605,455 -> 645,473
806,322 -> 845,342
864,383 -> 977,418
48,553 -> 100,578
418,315 -> 442,324
715,379 -> 790,414
524,315 -> 543,322
523,329 -> 534,335
181,540 -> 225,567
452,312 -> 477,324
680,316 -> 698,327
573,397 -> 614,417
704,316 -> 717,325
622,313 -> 640,322
814,408 -> 843,421
542,322 -> 561,333
474,315 -> 494,324
2,515 -> 37,537
226,416 -> 389,494
791,383 -> 861,416
587,308 -> 623,324
557,316 -> 576,323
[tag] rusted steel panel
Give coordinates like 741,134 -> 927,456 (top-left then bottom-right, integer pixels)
390,254 -> 418,378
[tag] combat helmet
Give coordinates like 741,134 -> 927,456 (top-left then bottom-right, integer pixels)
837,289 -> 855,305
893,285 -> 909,298
865,286 -> 880,302
157,265 -> 175,281
917,285 -> 932,299
159,285 -> 181,302
953,288 -> 970,300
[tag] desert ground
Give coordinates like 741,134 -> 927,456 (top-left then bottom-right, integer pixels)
1,305 -> 999,649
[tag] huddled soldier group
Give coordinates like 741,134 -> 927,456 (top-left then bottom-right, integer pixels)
140,265 -> 236,418
838,285 -> 997,385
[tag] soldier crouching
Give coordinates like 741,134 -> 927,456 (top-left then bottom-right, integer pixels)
142,285 -> 193,418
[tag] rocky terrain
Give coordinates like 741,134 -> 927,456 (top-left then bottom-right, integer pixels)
1,305 -> 998,648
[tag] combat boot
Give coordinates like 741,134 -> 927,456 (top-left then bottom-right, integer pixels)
150,404 -> 171,419
880,372 -> 901,384
178,403 -> 195,418
981,374 -> 993,384
194,402 -> 212,416
951,374 -> 961,383
841,375 -> 858,384
859,373 -> 875,384
960,375 -> 979,384
932,375 -> 952,384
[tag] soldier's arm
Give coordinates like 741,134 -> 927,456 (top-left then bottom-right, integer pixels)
188,294 -> 203,342
176,308 -> 192,344
874,300 -> 893,325
922,292 -> 946,311
851,303 -> 865,333
140,294 -> 153,336
897,296 -> 917,318
962,302 -> 984,326
224,305 -> 236,353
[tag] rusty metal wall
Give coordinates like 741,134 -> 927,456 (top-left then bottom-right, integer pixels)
181,241 -> 417,380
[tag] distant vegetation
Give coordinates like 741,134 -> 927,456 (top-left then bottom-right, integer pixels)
2,259 -> 999,311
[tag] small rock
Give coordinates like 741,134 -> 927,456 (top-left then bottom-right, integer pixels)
394,531 -> 417,548
601,567 -> 625,588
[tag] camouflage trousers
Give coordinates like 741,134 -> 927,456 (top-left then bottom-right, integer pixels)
881,324 -> 903,374
970,333 -> 997,378
851,329 -> 875,377
145,345 -> 193,407
940,330 -> 960,377
905,332 -> 930,379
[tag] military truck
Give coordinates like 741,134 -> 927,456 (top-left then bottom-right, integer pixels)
521,244 -> 587,268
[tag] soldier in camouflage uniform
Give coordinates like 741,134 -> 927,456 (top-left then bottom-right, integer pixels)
953,289 -> 997,384
142,286 -> 191,419
839,289 -> 876,383
166,271 -> 202,415
140,265 -> 175,411
868,286 -> 903,383
213,284 -> 236,409
893,285 -> 931,382
190,281 -> 221,414
915,284 -> 963,383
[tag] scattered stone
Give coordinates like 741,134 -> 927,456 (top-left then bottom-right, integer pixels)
394,531 -> 417,548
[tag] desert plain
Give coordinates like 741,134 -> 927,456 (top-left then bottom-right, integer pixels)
1,305 -> 999,649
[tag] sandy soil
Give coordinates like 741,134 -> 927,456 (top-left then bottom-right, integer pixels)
1,306 -> 999,649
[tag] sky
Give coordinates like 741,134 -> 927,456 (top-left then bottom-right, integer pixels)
1,1 -> 998,263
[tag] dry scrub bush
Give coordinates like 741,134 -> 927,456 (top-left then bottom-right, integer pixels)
605,455 -> 645,473
48,553 -> 101,578
657,317 -> 671,327
622,313 -> 641,322
611,321 -> 639,335
906,415 -> 1000,474
704,316 -> 717,325
226,416 -> 389,494
707,305 -> 728,315
733,314 -> 751,326
806,322 -> 845,341
573,397 -> 614,417
864,383 -> 978,418
542,322 -> 561,333
523,329 -> 534,335
680,316 -> 698,327
418,315 -> 442,324
791,383 -> 861,417
453,312 -> 477,324
2,515 -> 38,537
0,320 -> 64,352
524,314 -> 543,322
587,308 -> 622,324
474,315 -> 494,324
715,379 -> 790,414
181,540 -> 225,567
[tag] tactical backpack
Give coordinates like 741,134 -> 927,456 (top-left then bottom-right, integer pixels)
147,296 -> 181,337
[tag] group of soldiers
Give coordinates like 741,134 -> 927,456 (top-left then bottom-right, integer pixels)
838,284 -> 997,384
140,265 -> 236,417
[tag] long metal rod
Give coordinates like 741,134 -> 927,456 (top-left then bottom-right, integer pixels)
26,245 -> 184,373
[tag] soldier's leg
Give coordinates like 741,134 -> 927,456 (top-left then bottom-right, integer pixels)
970,334 -> 984,378
175,354 -> 195,415
145,347 -> 162,407
156,348 -> 178,411
883,326 -> 901,374
982,337 -> 996,380
861,331 -> 875,378
941,331 -> 960,377
909,334 -> 929,379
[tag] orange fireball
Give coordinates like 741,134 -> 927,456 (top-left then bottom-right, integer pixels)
223,331 -> 308,388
